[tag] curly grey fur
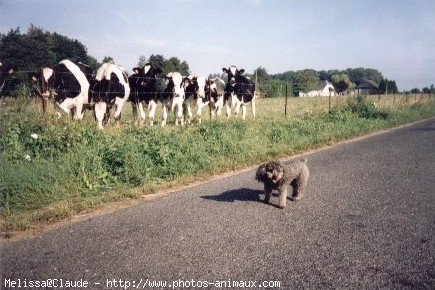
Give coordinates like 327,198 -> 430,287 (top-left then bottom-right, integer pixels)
255,158 -> 309,208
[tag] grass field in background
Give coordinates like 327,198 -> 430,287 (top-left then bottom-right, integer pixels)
1,93 -> 434,237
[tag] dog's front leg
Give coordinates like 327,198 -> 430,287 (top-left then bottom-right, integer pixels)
264,186 -> 272,204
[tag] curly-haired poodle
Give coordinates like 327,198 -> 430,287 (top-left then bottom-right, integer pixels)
255,158 -> 309,208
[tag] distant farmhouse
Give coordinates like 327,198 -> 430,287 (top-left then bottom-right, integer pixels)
340,79 -> 380,96
299,80 -> 336,97
355,79 -> 379,95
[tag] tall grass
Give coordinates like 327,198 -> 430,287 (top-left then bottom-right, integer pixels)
1,94 -> 434,235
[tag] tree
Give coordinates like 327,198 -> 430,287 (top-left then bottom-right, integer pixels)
379,79 -> 398,94
143,54 -> 190,76
0,25 -> 91,71
330,73 -> 355,93
148,54 -> 165,72
254,66 -> 270,83
294,69 -> 319,93
102,56 -> 114,63
345,68 -> 383,86
137,55 -> 147,67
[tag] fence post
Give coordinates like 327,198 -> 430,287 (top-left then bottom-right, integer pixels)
328,90 -> 331,113
285,82 -> 288,119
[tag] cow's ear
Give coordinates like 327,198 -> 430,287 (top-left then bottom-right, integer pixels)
238,69 -> 245,74
132,67 -> 140,74
222,67 -> 228,73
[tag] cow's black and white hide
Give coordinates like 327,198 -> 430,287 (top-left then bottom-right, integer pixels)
128,63 -> 162,126
90,62 -> 130,129
35,59 -> 90,120
206,77 -> 234,119
159,72 -> 185,127
0,62 -> 16,95
222,65 -> 256,120
183,74 -> 207,124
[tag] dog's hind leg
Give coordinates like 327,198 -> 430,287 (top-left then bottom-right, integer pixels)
278,185 -> 289,208
291,168 -> 309,201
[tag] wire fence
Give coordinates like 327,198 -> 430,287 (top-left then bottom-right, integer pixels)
1,70 -> 434,123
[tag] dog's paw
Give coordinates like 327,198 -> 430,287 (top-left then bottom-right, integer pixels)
289,196 -> 302,202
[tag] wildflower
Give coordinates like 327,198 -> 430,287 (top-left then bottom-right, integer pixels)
31,133 -> 38,139
25,154 -> 31,161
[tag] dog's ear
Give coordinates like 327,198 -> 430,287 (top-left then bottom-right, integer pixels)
255,164 -> 267,182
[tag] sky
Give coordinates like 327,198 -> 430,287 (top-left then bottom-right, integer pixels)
1,0 -> 434,91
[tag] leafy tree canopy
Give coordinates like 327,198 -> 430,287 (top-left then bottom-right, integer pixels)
138,54 -> 190,76
0,24 -> 99,71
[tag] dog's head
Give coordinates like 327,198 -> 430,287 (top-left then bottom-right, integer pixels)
255,161 -> 284,184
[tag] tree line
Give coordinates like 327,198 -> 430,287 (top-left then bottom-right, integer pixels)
1,25 -> 433,97
251,67 -> 400,96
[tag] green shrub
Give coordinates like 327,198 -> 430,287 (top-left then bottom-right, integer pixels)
346,95 -> 390,119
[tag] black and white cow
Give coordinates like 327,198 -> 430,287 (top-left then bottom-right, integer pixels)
90,62 -> 130,129
0,62 -> 15,95
206,77 -> 233,119
222,65 -> 256,120
36,59 -> 90,120
183,74 -> 207,124
128,63 -> 162,125
160,72 -> 185,127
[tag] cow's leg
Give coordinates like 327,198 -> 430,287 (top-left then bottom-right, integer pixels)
234,100 -> 242,118
161,103 -> 168,127
57,98 -> 76,118
209,102 -> 216,119
174,103 -> 184,126
251,98 -> 256,120
216,104 -> 222,117
74,96 -> 85,120
114,97 -> 126,121
185,103 -> 193,124
103,105 -> 111,125
138,102 -> 146,126
241,103 -> 247,120
172,97 -> 184,126
196,98 -> 206,123
148,100 -> 157,126
131,103 -> 138,123
225,100 -> 231,119
94,102 -> 107,130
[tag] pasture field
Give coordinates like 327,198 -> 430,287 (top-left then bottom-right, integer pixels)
1,93 -> 434,237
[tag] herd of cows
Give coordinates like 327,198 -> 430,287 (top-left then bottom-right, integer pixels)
0,60 -> 257,129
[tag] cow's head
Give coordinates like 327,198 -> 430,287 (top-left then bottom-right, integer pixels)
222,66 -> 245,86
166,72 -> 184,98
28,67 -> 54,97
183,75 -> 206,99
132,67 -> 144,75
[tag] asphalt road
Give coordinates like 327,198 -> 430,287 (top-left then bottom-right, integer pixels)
1,119 -> 435,289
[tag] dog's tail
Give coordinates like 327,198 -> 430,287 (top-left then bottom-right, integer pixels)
301,157 -> 307,163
